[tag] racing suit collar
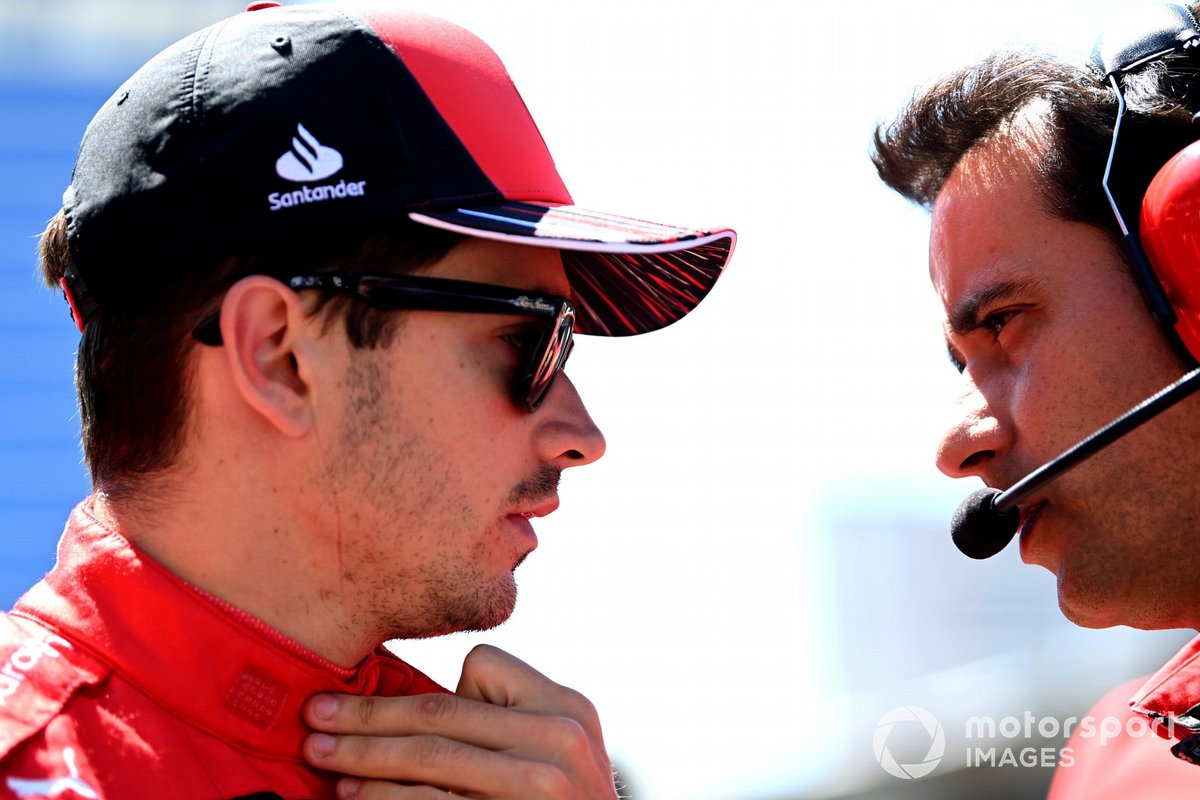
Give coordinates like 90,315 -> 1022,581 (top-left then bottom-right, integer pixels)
12,499 -> 446,762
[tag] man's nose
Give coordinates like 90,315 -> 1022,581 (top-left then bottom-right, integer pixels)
535,373 -> 606,469
935,378 -> 1012,480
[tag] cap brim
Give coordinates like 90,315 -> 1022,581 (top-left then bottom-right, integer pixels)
410,201 -> 735,336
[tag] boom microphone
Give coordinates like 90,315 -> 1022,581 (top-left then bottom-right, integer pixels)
951,365 -> 1200,559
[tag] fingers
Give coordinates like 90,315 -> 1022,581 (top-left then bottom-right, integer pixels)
305,690 -> 586,754
305,730 -> 570,798
303,645 -> 618,799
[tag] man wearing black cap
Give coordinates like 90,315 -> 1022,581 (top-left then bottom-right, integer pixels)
0,3 -> 734,797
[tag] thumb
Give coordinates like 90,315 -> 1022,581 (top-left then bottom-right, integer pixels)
455,644 -> 550,707
456,644 -> 610,764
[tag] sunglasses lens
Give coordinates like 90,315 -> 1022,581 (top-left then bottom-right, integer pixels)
523,307 -> 575,411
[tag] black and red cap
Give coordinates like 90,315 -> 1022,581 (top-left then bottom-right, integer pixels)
61,2 -> 735,336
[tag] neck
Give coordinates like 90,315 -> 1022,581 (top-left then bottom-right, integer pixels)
94,460 -> 381,669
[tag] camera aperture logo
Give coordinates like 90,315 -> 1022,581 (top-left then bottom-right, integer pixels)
873,706 -> 946,779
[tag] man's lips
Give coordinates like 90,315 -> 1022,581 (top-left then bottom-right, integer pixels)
1017,501 -> 1047,563
505,497 -> 557,560
512,496 -> 560,520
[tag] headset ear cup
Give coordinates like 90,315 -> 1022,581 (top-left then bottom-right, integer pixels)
1141,138 -> 1200,361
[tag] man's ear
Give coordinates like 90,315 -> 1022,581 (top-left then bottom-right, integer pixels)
216,275 -> 319,437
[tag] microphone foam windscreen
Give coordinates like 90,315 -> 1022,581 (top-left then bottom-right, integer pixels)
950,487 -> 1021,559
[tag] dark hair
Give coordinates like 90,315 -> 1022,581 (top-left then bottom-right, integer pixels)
871,41 -> 1200,244
39,213 -> 463,502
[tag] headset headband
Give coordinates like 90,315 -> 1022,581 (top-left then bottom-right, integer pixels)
1090,2 -> 1200,78
1088,4 -> 1200,333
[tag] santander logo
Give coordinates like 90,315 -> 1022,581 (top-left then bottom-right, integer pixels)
275,123 -> 344,182
267,123 -> 366,212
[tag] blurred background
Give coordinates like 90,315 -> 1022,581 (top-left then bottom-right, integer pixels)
0,1 -> 1192,798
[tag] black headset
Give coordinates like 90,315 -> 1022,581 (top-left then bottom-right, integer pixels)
1092,2 -> 1200,359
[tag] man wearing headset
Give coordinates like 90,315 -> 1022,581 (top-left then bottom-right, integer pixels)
873,2 -> 1200,795
0,3 -> 734,798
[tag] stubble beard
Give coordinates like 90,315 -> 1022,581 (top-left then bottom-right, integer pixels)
332,348 -> 563,642
387,465 -> 561,639
1051,441 -> 1200,631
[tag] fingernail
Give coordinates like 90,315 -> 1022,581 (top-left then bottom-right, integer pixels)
312,694 -> 340,720
310,733 -> 337,758
338,778 -> 361,799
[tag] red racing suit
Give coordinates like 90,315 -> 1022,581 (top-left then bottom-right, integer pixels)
0,500 -> 448,799
1048,637 -> 1200,797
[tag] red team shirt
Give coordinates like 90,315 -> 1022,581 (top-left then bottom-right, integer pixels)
1048,638 -> 1200,797
0,500 -> 447,799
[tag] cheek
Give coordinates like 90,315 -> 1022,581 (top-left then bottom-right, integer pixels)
1007,360 -> 1074,456
404,330 -> 516,422
402,368 -> 528,492
380,323 -> 535,496
1063,262 -> 1183,374
1021,295 -> 1178,440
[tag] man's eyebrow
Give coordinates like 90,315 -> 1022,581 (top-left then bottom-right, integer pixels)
946,279 -> 1040,335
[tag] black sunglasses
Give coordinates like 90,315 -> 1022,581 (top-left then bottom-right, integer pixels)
193,272 -> 576,412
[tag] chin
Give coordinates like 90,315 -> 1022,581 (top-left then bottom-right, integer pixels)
441,577 -> 519,634
396,606 -> 516,640
1057,601 -> 1120,630
1054,554 -> 1192,630
1056,576 -> 1139,630
381,576 -> 518,639
1057,598 -> 1189,631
